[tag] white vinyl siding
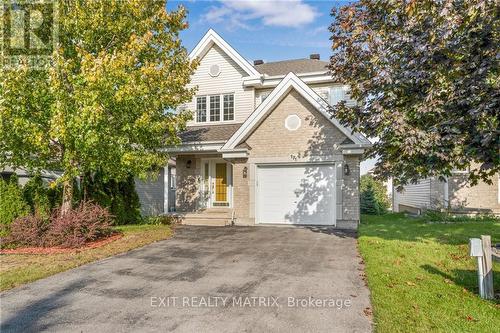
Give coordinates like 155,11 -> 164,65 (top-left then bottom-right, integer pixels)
135,169 -> 165,216
186,44 -> 254,125
393,179 -> 431,211
256,83 -> 356,108
255,88 -> 273,107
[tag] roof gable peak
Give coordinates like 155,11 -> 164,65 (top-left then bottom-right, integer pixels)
189,29 -> 260,77
222,72 -> 371,150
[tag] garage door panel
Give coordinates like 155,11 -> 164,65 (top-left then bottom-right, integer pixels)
257,164 -> 335,225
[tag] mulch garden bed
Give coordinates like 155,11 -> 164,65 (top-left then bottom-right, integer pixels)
0,233 -> 123,255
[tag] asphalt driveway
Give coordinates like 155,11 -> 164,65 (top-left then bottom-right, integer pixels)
1,226 -> 372,333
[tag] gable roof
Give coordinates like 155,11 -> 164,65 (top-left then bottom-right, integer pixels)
221,72 -> 371,150
254,59 -> 329,76
189,29 -> 260,77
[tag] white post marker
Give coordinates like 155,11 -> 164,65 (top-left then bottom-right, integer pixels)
481,235 -> 494,299
469,238 -> 486,298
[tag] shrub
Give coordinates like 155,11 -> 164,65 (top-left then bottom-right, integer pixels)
361,183 -> 381,215
7,214 -> 50,247
22,174 -> 52,218
141,214 -> 180,225
0,176 -> 30,235
47,202 -> 114,248
360,175 -> 390,215
83,173 -> 141,225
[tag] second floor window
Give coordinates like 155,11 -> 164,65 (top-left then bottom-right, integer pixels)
196,93 -> 234,123
196,97 -> 207,122
210,96 -> 220,121
223,94 -> 234,121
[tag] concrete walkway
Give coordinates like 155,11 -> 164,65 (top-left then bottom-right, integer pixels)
1,226 -> 372,332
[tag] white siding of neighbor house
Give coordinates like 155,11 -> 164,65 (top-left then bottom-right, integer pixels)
393,179 -> 431,212
135,169 -> 165,216
185,44 -> 255,126
255,83 -> 356,108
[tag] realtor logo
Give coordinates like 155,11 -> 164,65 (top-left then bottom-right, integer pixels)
1,0 -> 58,69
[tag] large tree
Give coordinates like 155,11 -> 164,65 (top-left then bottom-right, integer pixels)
1,0 -> 197,212
329,0 -> 499,186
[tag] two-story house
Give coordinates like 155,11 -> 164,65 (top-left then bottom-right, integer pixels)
141,29 -> 371,229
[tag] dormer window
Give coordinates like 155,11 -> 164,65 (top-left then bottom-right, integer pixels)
196,93 -> 234,123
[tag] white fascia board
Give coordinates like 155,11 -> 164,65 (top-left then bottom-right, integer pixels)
243,72 -> 332,88
163,142 -> 224,153
221,150 -> 249,159
341,148 -> 365,155
340,143 -> 372,149
223,72 -> 370,150
189,29 -> 260,77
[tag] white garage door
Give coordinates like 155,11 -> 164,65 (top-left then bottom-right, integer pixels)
256,164 -> 336,225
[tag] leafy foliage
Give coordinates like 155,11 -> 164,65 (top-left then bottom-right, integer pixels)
360,175 -> 390,214
7,214 -> 50,247
0,0 -> 197,207
0,176 -> 30,235
5,201 -> 113,248
22,174 -> 54,218
329,0 -> 499,186
82,172 -> 141,225
141,214 -> 180,226
47,202 -> 113,248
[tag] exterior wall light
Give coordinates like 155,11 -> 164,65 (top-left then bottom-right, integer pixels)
186,159 -> 192,169
344,163 -> 350,176
243,166 -> 248,178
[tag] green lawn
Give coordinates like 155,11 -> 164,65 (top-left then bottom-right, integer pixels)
0,224 -> 172,291
359,214 -> 499,333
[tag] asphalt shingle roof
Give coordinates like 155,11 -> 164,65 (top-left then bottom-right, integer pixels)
254,59 -> 330,76
179,123 -> 242,143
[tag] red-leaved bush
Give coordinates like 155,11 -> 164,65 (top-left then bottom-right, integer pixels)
7,214 -> 50,247
47,202 -> 113,248
3,201 -> 114,249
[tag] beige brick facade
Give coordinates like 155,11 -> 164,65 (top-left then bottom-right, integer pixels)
175,89 -> 363,228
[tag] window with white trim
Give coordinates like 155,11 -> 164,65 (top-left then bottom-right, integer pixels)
223,94 -> 234,121
195,93 -> 234,123
196,97 -> 206,122
210,96 -> 220,121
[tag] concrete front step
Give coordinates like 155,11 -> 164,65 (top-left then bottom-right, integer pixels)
181,218 -> 232,226
174,209 -> 234,226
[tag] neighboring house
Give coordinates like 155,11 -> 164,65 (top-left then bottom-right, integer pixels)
162,29 -> 371,228
1,166 -> 61,186
2,162 -> 178,217
135,159 -> 176,216
393,172 -> 500,215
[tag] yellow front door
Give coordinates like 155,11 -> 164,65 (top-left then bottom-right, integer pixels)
215,163 -> 227,202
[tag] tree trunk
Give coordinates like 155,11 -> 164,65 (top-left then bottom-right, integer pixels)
61,179 -> 73,215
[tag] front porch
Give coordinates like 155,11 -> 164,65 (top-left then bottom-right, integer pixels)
172,154 -> 240,226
